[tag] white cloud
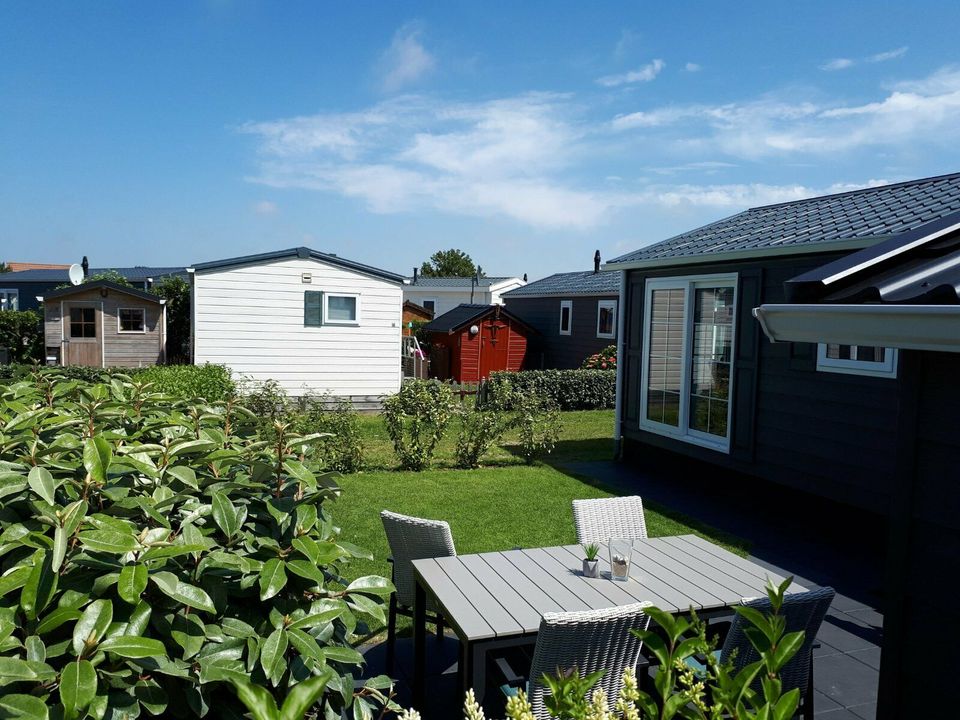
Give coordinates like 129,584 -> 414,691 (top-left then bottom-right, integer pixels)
253,200 -> 278,215
597,59 -> 665,87
821,58 -> 854,71
869,46 -> 908,63
684,62 -> 702,73
378,22 -> 436,93
820,46 -> 907,71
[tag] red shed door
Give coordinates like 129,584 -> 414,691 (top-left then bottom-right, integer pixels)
479,317 -> 510,379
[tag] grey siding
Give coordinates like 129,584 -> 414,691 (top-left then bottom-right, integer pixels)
505,295 -> 617,369
621,253 -> 901,514
0,281 -> 57,312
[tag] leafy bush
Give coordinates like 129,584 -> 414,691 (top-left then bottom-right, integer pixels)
454,408 -> 513,469
152,276 -> 191,364
581,345 -> 617,371
133,363 -> 235,402
512,393 -> 562,464
381,380 -> 458,471
0,368 -> 392,719
485,370 -> 615,411
0,309 -> 43,364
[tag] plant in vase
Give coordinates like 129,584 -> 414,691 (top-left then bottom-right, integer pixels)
609,539 -> 632,581
581,543 -> 601,578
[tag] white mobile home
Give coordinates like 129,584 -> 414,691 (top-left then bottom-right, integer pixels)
190,247 -> 405,403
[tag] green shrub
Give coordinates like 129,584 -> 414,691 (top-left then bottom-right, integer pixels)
152,276 -> 191,364
381,380 -> 458,471
454,407 -> 513,469
0,309 -> 43,364
134,363 -> 235,402
512,393 -> 562,464
0,368 -> 392,719
0,364 -> 119,384
581,344 -> 617,371
485,369 -> 616,411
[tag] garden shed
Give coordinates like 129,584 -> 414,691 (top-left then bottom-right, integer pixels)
41,281 -> 167,367
424,303 -> 535,382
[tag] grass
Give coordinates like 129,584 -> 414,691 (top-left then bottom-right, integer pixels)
332,410 -> 749,637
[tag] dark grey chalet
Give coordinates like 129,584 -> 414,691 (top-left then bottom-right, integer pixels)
503,252 -> 620,369
608,171 -> 960,719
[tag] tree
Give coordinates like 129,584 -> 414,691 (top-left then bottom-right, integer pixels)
152,275 -> 190,363
0,262 -> 9,274
419,248 -> 482,278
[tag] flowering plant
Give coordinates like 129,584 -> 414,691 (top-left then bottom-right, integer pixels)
582,345 -> 618,371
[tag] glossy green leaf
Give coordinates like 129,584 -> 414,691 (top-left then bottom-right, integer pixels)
150,571 -> 216,613
117,565 -> 148,605
77,530 -> 139,554
345,575 -> 394,596
51,526 -> 67,572
321,645 -> 364,666
71,599 -> 113,657
0,566 -> 32,599
24,636 -> 45,663
99,635 -> 166,659
279,669 -> 334,720
258,559 -> 287,601
259,628 -> 288,686
0,657 -> 56,682
27,466 -> 57,505
21,551 -> 58,620
227,677 -> 279,720
165,465 -> 198,490
0,694 -> 50,719
83,436 -> 112,484
60,659 -> 97,720
211,494 -> 239,539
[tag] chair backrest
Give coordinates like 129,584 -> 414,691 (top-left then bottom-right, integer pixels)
721,586 -> 835,693
527,603 -> 651,720
572,496 -> 648,544
380,510 -> 457,607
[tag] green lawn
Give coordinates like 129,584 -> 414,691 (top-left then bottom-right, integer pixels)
333,410 -> 748,638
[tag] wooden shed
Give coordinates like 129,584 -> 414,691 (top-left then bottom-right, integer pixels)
41,281 -> 167,368
424,303 -> 535,382
402,300 -> 434,335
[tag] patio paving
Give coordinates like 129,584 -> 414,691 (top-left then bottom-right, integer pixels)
360,458 -> 884,718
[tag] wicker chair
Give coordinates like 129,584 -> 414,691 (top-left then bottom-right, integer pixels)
694,586 -> 835,720
380,510 -> 457,673
572,496 -> 648,544
498,603 -> 651,719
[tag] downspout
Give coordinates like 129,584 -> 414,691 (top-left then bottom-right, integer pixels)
613,269 -> 627,460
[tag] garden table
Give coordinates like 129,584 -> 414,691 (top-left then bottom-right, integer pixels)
411,534 -> 805,707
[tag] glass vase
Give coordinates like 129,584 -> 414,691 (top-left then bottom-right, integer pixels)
608,539 -> 632,582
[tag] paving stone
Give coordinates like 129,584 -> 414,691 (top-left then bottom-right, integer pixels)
844,607 -> 884,628
849,702 -> 877,719
814,652 -> 880,707
815,710 -> 871,719
847,647 -> 882,671
817,613 -> 882,653
813,689 -> 843,714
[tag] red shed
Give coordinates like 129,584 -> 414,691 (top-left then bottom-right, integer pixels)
424,304 -> 536,382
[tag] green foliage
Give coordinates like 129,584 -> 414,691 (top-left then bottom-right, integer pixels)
0,368 -> 393,719
381,380 -> 458,471
454,407 -> 513,469
581,345 -> 617,371
511,392 -> 561,464
131,363 -> 235,402
152,276 -> 191,363
542,667 -> 606,720
582,543 -> 600,561
85,270 -> 133,287
0,310 -> 43,364
419,249 -> 479,278
485,370 -> 616,411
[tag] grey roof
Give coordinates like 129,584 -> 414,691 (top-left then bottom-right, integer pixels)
502,270 -> 620,298
191,247 -> 405,284
41,281 -> 164,303
0,266 -> 186,283
609,171 -> 960,267
406,276 -> 517,288
423,303 -> 536,334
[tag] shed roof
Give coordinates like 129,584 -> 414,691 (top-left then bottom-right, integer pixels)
41,281 -> 165,303
406,276 -> 518,288
190,247 -> 405,284
609,171 -> 960,268
0,266 -> 185,283
503,269 -> 620,298
423,303 -> 536,334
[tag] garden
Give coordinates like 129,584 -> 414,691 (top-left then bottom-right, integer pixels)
0,365 -> 747,719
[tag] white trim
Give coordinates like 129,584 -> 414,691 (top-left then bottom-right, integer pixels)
0,288 -> 19,312
323,292 -> 361,325
614,271 -> 626,454
816,343 -> 898,378
603,236 -> 883,272
596,299 -> 617,339
559,300 -> 573,335
640,273 -> 738,454
117,307 -> 147,334
754,303 -> 960,354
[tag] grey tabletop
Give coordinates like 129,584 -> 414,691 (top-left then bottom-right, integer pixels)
412,534 -> 806,642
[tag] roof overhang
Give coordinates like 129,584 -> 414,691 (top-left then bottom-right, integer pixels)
190,247 -> 405,285
603,237 -> 882,272
39,281 -> 165,304
502,291 -> 620,299
753,303 -> 960,353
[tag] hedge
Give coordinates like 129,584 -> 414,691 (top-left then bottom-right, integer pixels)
483,368 -> 616,410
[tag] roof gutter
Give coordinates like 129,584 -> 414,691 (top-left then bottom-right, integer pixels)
753,303 -> 960,353
603,236 -> 882,272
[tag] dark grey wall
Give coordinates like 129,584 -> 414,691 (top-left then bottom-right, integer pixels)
0,281 -> 58,312
505,295 -> 618,369
621,252 -> 902,514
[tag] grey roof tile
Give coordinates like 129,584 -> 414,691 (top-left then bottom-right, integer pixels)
502,270 -> 620,297
405,276 -> 517,288
0,266 -> 186,282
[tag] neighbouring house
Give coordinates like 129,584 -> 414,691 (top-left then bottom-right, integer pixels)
3,262 -> 70,272
423,303 -> 535,382
0,258 -> 186,312
502,251 -> 620,369
402,300 -> 433,335
189,247 -> 405,404
403,271 -> 526,317
40,281 -> 167,367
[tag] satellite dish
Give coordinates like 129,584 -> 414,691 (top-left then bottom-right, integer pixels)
68,264 -> 84,286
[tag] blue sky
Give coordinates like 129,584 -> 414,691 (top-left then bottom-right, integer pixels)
3,2 -> 960,279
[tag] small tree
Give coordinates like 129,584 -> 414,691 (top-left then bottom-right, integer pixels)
152,275 -> 191,363
420,249 -> 480,278
0,261 -> 9,273
382,380 -> 458,470
0,309 -> 43,363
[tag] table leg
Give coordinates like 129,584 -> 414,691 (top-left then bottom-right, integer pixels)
413,580 -> 426,710
471,642 -> 487,704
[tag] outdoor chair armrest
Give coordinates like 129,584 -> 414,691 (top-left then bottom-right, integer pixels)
494,655 -> 526,689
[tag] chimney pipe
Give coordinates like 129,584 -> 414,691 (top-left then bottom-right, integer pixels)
81,256 -> 89,278
413,267 -> 418,284
523,273 -> 528,282
593,250 -> 601,274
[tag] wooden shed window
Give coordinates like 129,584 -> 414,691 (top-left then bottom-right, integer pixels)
118,308 -> 145,333
70,307 -> 97,338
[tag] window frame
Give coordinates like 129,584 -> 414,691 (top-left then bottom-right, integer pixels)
596,299 -> 617,339
421,298 -> 438,315
639,273 -> 738,453
117,307 -> 147,334
559,300 -> 573,336
816,343 -> 898,378
69,306 -> 98,339
323,292 -> 361,326
0,289 -> 18,312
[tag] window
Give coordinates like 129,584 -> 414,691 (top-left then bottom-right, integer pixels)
304,291 -> 322,326
641,274 -> 737,452
118,308 -> 145,333
597,300 -> 617,339
0,289 -> 18,312
559,300 -> 572,335
325,294 -> 359,324
817,343 -> 897,378
421,298 -> 437,314
69,307 -> 97,338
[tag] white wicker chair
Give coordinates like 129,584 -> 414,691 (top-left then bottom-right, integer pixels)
499,603 -> 651,719
572,496 -> 648,544
380,510 -> 457,672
